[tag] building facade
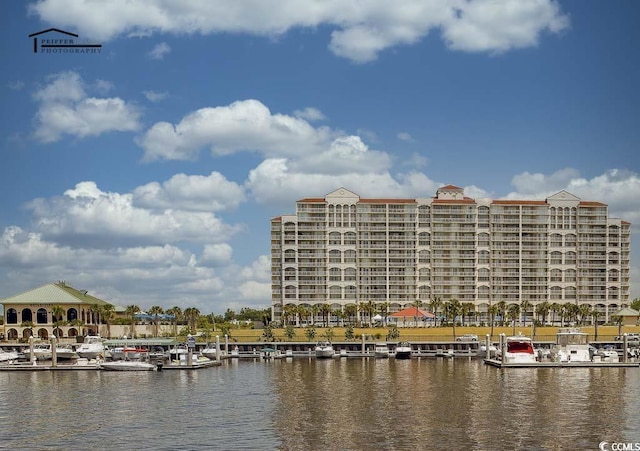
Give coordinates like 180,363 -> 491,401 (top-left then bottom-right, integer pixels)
270,186 -> 630,325
1,281 -> 116,341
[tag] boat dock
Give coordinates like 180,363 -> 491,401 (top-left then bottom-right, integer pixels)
484,358 -> 640,368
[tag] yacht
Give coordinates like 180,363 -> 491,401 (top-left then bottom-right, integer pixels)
0,348 -> 20,362
551,328 -> 591,362
315,341 -> 334,359
394,341 -> 412,359
501,334 -> 536,364
76,335 -> 106,359
374,343 -> 390,358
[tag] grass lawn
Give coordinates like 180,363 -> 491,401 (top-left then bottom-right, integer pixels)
213,324 -> 640,343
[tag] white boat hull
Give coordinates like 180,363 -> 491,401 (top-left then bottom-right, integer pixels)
100,361 -> 156,371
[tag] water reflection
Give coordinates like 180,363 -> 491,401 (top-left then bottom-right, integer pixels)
0,359 -> 638,450
272,359 -> 640,450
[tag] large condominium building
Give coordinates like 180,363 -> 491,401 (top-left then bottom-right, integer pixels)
270,186 -> 630,325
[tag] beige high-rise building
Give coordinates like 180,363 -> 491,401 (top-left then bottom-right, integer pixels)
271,186 -> 630,326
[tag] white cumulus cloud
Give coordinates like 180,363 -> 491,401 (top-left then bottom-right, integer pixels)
30,0 -> 570,63
32,71 -> 140,143
148,42 -> 171,59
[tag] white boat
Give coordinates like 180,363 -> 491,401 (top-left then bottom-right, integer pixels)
394,341 -> 412,359
200,343 -> 219,359
77,335 -> 106,359
478,344 -> 498,358
0,348 -> 19,362
25,343 -> 53,361
53,344 -> 79,360
100,360 -> 156,371
315,341 -> 334,359
110,346 -> 148,361
551,328 -> 591,362
374,343 -> 390,358
169,344 -> 189,360
502,334 -> 536,364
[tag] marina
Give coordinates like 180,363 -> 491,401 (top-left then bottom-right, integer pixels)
1,357 -> 639,450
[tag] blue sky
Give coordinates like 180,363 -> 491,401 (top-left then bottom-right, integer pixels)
1,0 -> 639,312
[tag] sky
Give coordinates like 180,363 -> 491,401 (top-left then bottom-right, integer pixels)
1,0 -> 639,313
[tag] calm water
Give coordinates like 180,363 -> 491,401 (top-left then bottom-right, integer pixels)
0,358 -> 639,450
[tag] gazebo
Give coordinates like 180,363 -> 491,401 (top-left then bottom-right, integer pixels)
389,306 -> 435,327
612,307 -> 640,327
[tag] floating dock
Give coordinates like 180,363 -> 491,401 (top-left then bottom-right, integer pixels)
484,358 -> 639,368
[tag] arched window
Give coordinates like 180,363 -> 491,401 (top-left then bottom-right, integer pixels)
329,286 -> 342,299
344,250 -> 356,263
478,268 -> 490,282
21,308 -> 33,323
329,267 -> 341,281
550,251 -> 562,265
329,232 -> 341,246
67,308 -> 78,322
344,267 -> 357,281
344,232 -> 356,245
6,308 -> 17,324
329,250 -> 341,263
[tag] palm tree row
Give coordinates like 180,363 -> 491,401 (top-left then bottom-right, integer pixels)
280,298 -> 614,331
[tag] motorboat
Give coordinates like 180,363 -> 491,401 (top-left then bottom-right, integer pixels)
77,335 -> 106,359
200,343 -> 219,359
100,360 -> 156,371
478,343 -> 498,358
315,341 -> 334,359
394,341 -> 412,359
551,328 -> 591,362
0,348 -> 19,362
169,344 -> 189,360
53,344 -> 79,360
501,334 -> 536,364
110,347 -> 148,361
260,347 -> 281,359
25,343 -> 53,361
374,343 -> 390,358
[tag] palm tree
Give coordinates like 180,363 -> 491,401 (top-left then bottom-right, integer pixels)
377,302 -> 390,326
578,304 -> 591,326
99,304 -> 115,338
429,296 -> 442,327
298,305 -> 311,327
320,303 -> 332,327
166,306 -> 182,338
488,304 -> 499,339
125,305 -> 141,338
496,301 -> 507,327
508,304 -> 520,335
183,307 -> 200,334
282,304 -> 298,327
51,305 -> 65,338
520,299 -> 532,327
550,302 -> 561,326
311,304 -> 322,326
362,300 -> 376,327
148,305 -> 164,337
461,302 -> 475,326
536,301 -> 550,325
344,304 -> 357,326
445,299 -> 462,339
591,307 -> 602,340
89,304 -> 102,335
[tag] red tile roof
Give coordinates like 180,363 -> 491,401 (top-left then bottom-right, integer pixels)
389,306 -> 435,318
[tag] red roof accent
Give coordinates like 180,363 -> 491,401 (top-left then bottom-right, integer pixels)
359,198 -> 417,204
432,198 -> 476,204
438,185 -> 463,191
578,201 -> 607,207
297,198 -> 326,203
389,306 -> 435,318
492,200 -> 547,205
271,216 -> 282,221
